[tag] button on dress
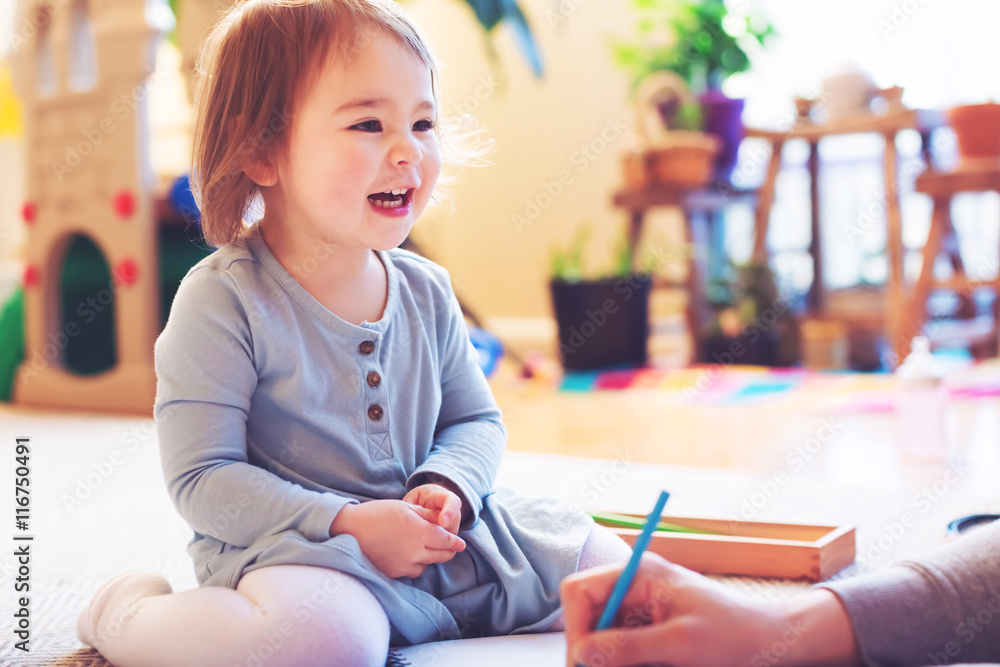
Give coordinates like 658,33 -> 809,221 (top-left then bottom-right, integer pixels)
154,224 -> 594,646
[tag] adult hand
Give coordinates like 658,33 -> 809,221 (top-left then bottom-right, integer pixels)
403,481 -> 464,534
560,553 -> 860,667
330,500 -> 465,579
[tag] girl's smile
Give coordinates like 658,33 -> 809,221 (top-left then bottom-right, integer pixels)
367,187 -> 416,217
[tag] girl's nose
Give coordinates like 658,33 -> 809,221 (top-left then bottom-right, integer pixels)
392,133 -> 423,165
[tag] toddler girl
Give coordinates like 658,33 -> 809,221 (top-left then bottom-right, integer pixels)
76,0 -> 631,664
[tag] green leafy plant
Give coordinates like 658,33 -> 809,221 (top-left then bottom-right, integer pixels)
551,224 -> 654,282
674,101 -> 704,130
611,239 -> 634,279
704,259 -> 800,365
550,224 -> 591,282
706,261 -> 775,330
610,0 -> 775,93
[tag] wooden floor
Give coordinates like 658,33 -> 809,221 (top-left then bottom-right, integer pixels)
489,360 -> 1000,492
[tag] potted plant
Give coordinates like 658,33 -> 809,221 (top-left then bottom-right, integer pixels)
702,261 -> 799,367
626,70 -> 722,189
611,0 -> 775,183
549,225 -> 652,371
947,102 -> 1000,167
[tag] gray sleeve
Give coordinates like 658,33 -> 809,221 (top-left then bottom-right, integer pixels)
406,278 -> 506,532
816,521 -> 1000,667
155,267 -> 356,548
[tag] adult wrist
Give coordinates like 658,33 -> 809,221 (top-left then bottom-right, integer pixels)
775,589 -> 862,667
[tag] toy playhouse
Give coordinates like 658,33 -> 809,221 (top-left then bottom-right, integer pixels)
3,0 -> 211,414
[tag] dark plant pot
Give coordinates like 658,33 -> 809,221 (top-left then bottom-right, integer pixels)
550,275 -> 651,371
699,89 -> 745,183
701,331 -> 779,367
948,103 -> 1000,163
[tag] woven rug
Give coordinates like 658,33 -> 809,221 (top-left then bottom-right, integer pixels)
2,405 -> 998,666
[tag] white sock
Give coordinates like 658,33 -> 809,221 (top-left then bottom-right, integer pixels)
77,570 -> 173,651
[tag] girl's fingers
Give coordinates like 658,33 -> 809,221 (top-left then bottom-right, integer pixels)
418,546 -> 463,564
425,525 -> 466,552
405,486 -> 463,533
438,494 -> 462,530
406,503 -> 439,523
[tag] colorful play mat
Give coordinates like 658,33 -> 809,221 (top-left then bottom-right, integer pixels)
558,358 -> 1000,412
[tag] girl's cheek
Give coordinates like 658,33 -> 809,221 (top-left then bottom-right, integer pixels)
422,140 -> 442,172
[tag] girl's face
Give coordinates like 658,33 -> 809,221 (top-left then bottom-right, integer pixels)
269,30 -> 442,252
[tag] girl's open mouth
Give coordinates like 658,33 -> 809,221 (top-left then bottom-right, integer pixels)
367,188 -> 413,212
367,188 -> 414,219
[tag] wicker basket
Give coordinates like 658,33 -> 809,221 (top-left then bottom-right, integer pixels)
647,132 -> 722,187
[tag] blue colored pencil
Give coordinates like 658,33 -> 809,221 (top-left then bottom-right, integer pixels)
593,490 -> 670,632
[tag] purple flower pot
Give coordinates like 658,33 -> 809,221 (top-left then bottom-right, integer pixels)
699,89 -> 745,183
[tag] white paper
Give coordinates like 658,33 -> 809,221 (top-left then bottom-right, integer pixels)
391,633 -> 567,666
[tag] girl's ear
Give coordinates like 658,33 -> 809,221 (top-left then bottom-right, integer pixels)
242,148 -> 279,188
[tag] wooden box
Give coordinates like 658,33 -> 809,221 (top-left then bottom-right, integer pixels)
596,514 -> 855,581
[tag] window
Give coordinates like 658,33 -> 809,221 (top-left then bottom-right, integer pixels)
69,0 -> 97,92
35,4 -> 57,97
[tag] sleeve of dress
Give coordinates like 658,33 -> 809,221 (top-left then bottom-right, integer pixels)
405,273 -> 506,532
814,521 -> 1000,667
155,265 -> 357,548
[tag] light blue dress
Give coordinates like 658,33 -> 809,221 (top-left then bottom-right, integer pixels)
154,223 -> 594,646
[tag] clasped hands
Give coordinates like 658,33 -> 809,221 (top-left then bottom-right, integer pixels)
329,478 -> 467,579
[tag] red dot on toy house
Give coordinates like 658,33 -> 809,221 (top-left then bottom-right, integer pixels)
113,190 -> 136,219
115,258 -> 139,287
23,265 -> 39,288
21,202 -> 36,224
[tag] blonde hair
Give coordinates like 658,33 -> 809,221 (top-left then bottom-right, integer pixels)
191,0 -> 493,248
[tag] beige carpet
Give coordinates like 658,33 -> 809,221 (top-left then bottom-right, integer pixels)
1,404 -> 997,666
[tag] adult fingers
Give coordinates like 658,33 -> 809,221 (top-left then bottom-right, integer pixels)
562,555 -> 680,655
569,621 -> 680,667
561,561 -> 628,651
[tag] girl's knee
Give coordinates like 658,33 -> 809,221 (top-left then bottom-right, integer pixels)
247,567 -> 389,667
577,524 -> 633,571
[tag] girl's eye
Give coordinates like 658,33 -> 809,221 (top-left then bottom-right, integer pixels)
351,119 -> 435,133
352,120 -> 382,132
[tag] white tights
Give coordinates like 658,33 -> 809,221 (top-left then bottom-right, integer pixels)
77,525 -> 631,666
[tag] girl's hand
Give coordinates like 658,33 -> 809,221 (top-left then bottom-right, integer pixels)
330,500 -> 466,579
560,553 -> 861,667
402,482 -> 464,534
